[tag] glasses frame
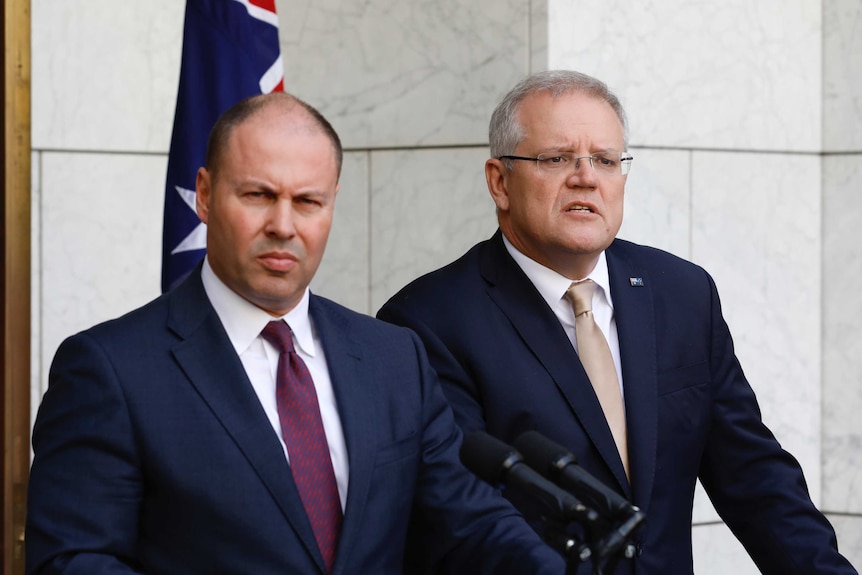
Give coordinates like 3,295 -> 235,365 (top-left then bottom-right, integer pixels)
498,151 -> 634,176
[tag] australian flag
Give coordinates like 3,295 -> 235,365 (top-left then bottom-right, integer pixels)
161,0 -> 283,293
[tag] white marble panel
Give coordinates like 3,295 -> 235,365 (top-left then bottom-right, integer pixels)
529,0 -> 549,74
31,0 -> 182,152
277,0 -> 529,149
691,151 -> 822,500
618,147 -> 690,260
828,515 -> 862,570
547,0 -> 822,152
823,0 -> 862,152
692,522 -> 760,575
692,480 -> 720,525
695,517 -> 862,572
369,147 -> 498,311
39,152 -> 165,397
310,152 -> 370,314
822,154 -> 862,514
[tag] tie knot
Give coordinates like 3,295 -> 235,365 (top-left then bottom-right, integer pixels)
566,279 -> 595,317
261,320 -> 296,354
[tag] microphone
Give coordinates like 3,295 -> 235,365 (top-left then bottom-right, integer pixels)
460,431 -> 600,527
513,430 -> 645,562
513,430 -> 636,519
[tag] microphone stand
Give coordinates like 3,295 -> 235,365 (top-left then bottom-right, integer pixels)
510,431 -> 646,574
544,507 -> 646,575
459,431 -> 645,574
539,495 -> 644,574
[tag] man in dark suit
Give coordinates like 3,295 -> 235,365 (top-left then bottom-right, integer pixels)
378,70 -> 857,574
26,92 -> 565,574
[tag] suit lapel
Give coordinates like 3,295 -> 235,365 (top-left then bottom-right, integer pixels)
606,242 -> 658,510
308,297 -> 375,575
480,232 -> 631,494
166,272 -> 325,572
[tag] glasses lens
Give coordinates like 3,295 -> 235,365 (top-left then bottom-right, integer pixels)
534,154 -> 571,174
591,153 -> 619,176
621,154 -> 633,176
535,152 -> 631,177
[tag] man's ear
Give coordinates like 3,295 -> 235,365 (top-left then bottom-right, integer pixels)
195,167 -> 211,224
485,158 -> 510,212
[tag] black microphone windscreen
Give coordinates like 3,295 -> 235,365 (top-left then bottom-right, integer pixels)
514,430 -> 572,477
515,429 -> 635,520
460,431 -> 520,486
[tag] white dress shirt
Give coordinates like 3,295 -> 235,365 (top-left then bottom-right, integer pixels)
201,259 -> 349,509
502,235 -> 624,400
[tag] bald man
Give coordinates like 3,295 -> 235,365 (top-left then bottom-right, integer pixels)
26,93 -> 564,575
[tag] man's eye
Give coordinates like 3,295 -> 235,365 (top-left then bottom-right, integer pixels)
596,156 -> 616,167
542,156 -> 567,164
296,196 -> 324,209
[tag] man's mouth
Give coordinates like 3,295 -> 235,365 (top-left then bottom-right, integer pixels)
258,251 -> 298,272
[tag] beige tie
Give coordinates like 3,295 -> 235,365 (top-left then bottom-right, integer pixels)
566,280 -> 629,479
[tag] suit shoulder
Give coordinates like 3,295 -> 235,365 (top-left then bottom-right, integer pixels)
379,241 -> 487,310
612,237 -> 695,265
311,294 -> 420,341
69,291 -> 172,346
608,238 -> 707,274
611,238 -> 712,282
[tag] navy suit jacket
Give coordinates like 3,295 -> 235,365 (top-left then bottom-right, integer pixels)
26,268 -> 565,575
378,230 -> 856,575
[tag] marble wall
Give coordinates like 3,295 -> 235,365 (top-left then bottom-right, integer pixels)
823,1 -> 862,548
29,0 -> 861,572
547,0 -> 862,570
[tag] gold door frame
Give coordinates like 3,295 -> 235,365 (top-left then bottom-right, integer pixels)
3,0 -> 31,572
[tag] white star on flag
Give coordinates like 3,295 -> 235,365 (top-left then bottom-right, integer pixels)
170,185 -> 207,255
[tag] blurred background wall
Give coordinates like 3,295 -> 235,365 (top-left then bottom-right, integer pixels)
29,1 -> 862,571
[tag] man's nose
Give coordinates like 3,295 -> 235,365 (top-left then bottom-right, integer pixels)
567,156 -> 599,186
265,200 -> 297,237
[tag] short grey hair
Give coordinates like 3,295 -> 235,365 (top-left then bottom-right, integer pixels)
489,70 -> 628,166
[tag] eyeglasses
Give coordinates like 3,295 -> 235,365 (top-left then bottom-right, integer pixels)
498,151 -> 633,177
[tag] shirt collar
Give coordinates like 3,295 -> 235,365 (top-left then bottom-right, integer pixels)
501,234 -> 614,310
200,258 -> 317,357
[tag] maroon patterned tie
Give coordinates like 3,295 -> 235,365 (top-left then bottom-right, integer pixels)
261,320 -> 342,573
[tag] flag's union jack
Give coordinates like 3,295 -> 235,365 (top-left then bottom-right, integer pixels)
161,0 -> 283,293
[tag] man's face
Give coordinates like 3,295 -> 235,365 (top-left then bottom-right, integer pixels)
196,107 -> 339,316
486,90 -> 627,279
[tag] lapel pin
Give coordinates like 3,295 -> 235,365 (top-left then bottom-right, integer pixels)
629,277 -> 644,287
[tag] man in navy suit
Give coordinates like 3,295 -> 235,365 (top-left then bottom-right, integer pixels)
26,92 -> 566,574
378,70 -> 857,574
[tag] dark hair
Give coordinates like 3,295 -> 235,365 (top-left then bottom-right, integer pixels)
204,92 -> 343,181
